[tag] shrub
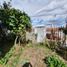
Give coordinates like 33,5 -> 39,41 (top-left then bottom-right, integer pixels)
45,55 -> 67,67
45,41 -> 57,51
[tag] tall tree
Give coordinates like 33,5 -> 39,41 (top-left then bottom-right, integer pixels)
0,1 -> 32,45
62,23 -> 67,45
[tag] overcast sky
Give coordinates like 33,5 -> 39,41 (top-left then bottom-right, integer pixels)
0,0 -> 67,27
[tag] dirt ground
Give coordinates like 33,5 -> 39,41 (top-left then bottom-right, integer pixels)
4,45 -> 67,67
16,46 -> 55,67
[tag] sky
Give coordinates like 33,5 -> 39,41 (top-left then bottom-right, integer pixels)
0,0 -> 67,27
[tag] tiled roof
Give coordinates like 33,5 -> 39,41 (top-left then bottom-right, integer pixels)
46,27 -> 59,32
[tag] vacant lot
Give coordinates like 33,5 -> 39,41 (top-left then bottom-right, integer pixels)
1,44 -> 67,67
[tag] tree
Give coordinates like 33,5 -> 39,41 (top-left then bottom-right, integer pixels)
61,23 -> 67,45
0,1 -> 32,45
63,25 -> 67,35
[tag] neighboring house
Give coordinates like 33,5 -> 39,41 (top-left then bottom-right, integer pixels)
26,25 -> 64,43
46,27 -> 64,40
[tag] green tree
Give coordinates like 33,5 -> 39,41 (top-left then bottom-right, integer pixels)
62,24 -> 67,45
0,1 -> 32,45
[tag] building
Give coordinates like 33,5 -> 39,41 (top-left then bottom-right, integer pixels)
46,27 -> 64,40
26,25 -> 64,43
33,26 -> 46,42
26,25 -> 46,43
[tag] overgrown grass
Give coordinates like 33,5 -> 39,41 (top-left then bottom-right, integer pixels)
0,44 -> 24,67
5,46 -> 24,67
0,46 -> 15,65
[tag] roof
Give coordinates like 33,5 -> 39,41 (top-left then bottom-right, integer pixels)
46,27 -> 59,32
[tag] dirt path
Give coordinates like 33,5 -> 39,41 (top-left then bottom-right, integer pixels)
17,47 -> 53,67
5,45 -> 67,67
4,45 -> 67,67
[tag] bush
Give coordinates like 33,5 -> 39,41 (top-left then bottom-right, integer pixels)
45,41 -> 57,51
45,55 -> 67,67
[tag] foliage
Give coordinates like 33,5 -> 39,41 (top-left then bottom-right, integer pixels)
0,46 -> 15,65
0,1 -> 32,44
45,40 -> 58,51
61,26 -> 67,35
45,55 -> 67,67
8,47 -> 23,67
0,1 -> 31,33
63,28 -> 67,35
0,45 -> 24,66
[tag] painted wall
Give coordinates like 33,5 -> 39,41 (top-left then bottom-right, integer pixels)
34,26 -> 46,42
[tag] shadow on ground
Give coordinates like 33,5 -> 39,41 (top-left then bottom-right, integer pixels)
22,62 -> 32,67
0,35 -> 15,58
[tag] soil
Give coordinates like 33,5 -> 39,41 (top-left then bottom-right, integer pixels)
16,46 -> 54,67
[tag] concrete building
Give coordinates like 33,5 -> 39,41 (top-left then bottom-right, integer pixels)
33,26 -> 46,42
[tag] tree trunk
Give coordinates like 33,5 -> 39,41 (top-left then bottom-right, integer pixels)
14,36 -> 18,46
19,37 -> 21,46
64,34 -> 66,45
24,31 -> 26,45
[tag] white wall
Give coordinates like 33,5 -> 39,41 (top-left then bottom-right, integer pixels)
34,26 -> 46,42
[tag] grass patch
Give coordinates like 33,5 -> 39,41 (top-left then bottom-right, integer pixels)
0,46 -> 15,65
5,46 -> 24,67
45,55 -> 67,67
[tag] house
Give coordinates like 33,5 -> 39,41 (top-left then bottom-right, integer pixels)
26,25 -> 64,43
46,27 -> 64,40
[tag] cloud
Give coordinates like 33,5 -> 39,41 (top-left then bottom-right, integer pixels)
33,0 -> 67,17
30,0 -> 67,27
31,16 -> 65,27
0,0 -> 66,27
11,0 -> 53,16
